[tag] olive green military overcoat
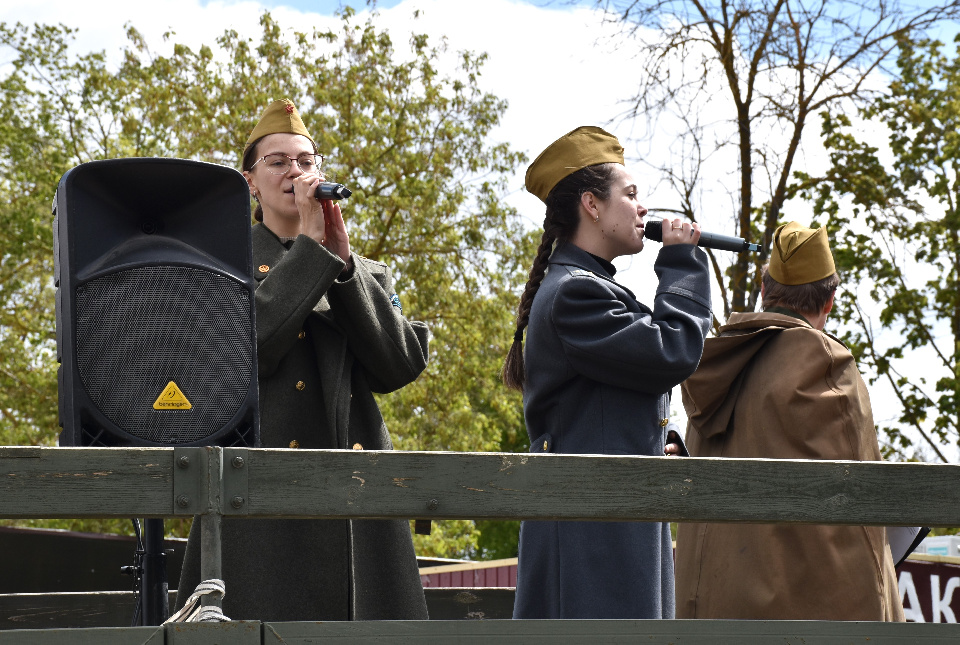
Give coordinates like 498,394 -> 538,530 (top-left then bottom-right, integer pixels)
177,223 -> 429,621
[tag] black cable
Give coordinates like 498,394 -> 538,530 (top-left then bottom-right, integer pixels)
123,518 -> 145,626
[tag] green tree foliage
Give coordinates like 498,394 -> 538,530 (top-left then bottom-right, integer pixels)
793,34 -> 960,463
0,24 -> 84,445
0,10 -> 532,557
597,0 -> 957,322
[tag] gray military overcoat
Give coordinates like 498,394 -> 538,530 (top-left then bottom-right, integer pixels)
513,241 -> 711,619
177,223 -> 430,621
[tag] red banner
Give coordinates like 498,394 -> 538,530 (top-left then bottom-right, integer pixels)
899,557 -> 960,623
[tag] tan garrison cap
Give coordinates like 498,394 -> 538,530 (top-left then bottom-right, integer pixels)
768,221 -> 836,285
244,99 -> 315,155
525,126 -> 624,202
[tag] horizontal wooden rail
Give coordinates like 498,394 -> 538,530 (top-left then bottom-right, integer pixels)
0,619 -> 959,643
262,620 -> 960,643
2,446 -> 959,526
2,446 -> 958,641
0,588 -> 512,628
0,447 -> 174,518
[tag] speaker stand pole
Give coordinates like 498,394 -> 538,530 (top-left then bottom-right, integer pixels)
141,518 -> 169,625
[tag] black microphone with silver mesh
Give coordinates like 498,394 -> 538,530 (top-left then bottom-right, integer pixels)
644,220 -> 761,253
314,182 -> 352,200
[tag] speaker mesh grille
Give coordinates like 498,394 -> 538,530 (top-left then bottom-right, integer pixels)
76,266 -> 253,444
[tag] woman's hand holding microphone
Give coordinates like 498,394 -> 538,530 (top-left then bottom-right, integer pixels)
660,217 -> 701,246
293,172 -> 352,273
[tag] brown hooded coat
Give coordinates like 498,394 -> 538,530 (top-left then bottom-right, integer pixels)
674,311 -> 903,621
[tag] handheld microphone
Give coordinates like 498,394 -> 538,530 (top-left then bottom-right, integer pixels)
314,182 -> 352,201
644,220 -> 761,253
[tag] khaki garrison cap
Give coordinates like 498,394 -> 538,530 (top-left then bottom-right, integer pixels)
524,126 -> 625,202
768,221 -> 836,285
244,99 -> 316,155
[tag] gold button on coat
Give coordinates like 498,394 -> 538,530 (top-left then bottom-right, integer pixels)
543,440 -> 549,451
660,418 -> 669,427
258,264 -> 270,273
289,440 -> 300,449
352,443 -> 363,450
298,330 -> 306,339
296,381 -> 305,391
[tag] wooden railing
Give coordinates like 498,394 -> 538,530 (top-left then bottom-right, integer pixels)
1,445 -> 958,643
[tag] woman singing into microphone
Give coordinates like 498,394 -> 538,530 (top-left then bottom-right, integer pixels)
176,99 -> 429,622
503,126 -> 712,619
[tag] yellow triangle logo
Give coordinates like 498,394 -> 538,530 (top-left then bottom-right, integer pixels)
153,381 -> 192,410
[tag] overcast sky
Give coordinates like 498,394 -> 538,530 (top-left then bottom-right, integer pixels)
3,0 -> 957,458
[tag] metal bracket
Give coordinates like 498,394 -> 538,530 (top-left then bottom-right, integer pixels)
172,447 -> 206,516
173,446 -> 249,515
222,448 -> 250,516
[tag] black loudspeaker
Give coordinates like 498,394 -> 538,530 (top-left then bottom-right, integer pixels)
54,158 -> 259,447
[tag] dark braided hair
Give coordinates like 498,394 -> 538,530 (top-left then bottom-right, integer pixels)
502,163 -> 619,391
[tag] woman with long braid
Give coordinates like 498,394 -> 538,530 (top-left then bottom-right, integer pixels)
504,126 -> 712,619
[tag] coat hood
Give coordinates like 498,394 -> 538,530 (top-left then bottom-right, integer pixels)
681,312 -> 813,439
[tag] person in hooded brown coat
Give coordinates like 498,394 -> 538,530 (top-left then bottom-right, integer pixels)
176,99 -> 429,622
674,222 -> 903,621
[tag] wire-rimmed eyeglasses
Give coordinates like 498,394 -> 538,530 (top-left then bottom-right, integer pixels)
252,153 -> 324,175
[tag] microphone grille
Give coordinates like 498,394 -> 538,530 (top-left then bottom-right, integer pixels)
644,219 -> 663,242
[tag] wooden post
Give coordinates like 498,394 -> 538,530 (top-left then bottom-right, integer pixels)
199,447 -> 223,611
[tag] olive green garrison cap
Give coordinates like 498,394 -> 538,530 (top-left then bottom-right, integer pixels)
525,126 -> 624,202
